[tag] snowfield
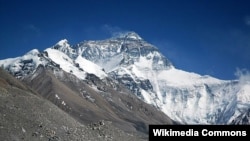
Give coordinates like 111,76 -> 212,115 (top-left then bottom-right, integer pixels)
1,32 -> 249,124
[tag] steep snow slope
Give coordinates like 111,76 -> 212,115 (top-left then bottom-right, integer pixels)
74,32 -> 250,124
1,32 -> 249,124
45,48 -> 86,80
75,55 -> 107,79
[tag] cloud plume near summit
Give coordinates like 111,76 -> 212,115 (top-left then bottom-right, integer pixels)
235,68 -> 250,85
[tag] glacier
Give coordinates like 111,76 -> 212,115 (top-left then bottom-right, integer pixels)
0,31 -> 249,124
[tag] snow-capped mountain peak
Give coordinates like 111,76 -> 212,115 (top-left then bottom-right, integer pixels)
55,39 -> 70,48
26,49 -> 40,56
0,49 -> 48,79
0,32 -> 249,125
117,31 -> 143,40
44,48 -> 87,80
52,39 -> 77,58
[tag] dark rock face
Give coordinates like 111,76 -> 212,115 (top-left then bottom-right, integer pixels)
231,108 -> 250,125
76,33 -> 172,70
109,71 -> 153,99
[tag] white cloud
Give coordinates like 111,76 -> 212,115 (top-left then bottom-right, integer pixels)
235,68 -> 250,84
82,25 -> 130,40
101,24 -> 127,37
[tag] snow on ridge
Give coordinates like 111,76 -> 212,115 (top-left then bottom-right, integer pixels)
1,32 -> 249,125
113,31 -> 143,40
132,54 -> 225,88
26,49 -> 40,55
126,32 -> 142,40
0,49 -> 45,77
56,39 -> 70,47
0,49 -> 40,66
237,84 -> 250,104
157,68 -> 225,87
75,56 -> 107,79
120,52 -> 242,124
0,57 -> 20,68
45,48 -> 86,80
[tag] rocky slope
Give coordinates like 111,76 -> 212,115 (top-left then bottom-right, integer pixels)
0,31 -> 249,125
0,68 -> 157,141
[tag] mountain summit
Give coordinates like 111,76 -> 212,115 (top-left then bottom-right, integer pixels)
115,31 -> 143,40
0,32 -> 250,125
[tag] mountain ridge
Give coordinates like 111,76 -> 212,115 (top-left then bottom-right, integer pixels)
0,68 -> 151,141
0,31 -> 249,125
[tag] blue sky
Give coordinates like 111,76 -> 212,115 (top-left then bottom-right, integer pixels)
0,0 -> 250,80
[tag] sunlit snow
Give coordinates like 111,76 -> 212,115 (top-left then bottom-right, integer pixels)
1,32 -> 249,125
45,48 -> 86,80
75,56 -> 107,79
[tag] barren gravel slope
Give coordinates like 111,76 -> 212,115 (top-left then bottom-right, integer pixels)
0,68 -> 145,141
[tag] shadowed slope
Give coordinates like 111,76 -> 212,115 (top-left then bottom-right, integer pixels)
22,65 -> 175,137
0,68 -> 148,141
